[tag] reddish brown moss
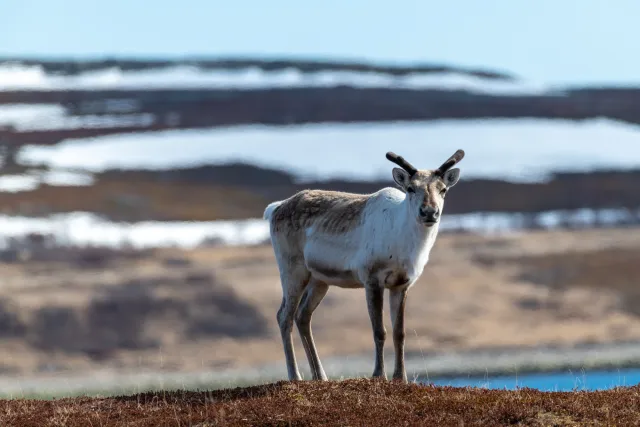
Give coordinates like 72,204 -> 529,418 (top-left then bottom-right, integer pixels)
2,379 -> 640,426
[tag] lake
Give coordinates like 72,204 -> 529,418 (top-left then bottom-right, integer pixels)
426,369 -> 640,391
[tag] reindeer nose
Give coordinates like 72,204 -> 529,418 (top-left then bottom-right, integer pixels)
419,206 -> 440,222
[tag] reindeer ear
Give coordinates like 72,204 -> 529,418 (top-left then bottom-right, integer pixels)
443,168 -> 460,187
392,167 -> 411,191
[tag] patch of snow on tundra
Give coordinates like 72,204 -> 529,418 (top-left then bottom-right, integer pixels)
0,208 -> 637,250
19,118 -> 640,183
0,63 -> 546,94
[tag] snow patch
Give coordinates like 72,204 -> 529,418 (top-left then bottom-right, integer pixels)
18,118 -> 640,183
0,64 -> 547,95
0,208 -> 636,250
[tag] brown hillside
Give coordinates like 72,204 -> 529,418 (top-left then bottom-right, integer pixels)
3,379 -> 640,426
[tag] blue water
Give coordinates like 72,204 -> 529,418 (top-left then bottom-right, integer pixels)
425,369 -> 640,391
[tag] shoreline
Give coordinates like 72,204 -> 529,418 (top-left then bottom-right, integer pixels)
5,341 -> 640,399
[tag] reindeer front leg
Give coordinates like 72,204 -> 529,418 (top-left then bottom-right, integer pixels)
365,281 -> 387,379
389,287 -> 408,382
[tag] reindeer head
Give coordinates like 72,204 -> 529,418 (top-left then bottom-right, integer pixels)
386,149 -> 464,227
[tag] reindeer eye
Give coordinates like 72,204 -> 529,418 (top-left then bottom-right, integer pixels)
407,187 -> 415,194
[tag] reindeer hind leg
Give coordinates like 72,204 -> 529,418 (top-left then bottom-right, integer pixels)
276,264 -> 310,381
296,278 -> 329,380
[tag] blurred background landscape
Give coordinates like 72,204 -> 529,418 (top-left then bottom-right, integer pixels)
1,0 -> 640,395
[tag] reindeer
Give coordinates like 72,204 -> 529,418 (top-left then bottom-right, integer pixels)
263,149 -> 465,382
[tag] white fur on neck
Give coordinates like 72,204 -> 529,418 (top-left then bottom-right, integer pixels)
302,187 -> 439,288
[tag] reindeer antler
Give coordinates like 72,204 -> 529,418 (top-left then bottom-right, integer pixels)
386,152 -> 417,176
435,149 -> 465,177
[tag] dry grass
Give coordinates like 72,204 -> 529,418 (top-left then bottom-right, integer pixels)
2,379 -> 640,426
513,248 -> 640,316
0,178 -> 268,221
2,227 -> 640,377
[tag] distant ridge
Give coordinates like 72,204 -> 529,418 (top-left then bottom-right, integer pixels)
0,56 -> 515,80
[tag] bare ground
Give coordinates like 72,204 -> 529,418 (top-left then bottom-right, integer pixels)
1,227 -> 640,380
3,379 -> 640,426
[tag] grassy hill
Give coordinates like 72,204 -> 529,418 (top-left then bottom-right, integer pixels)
4,379 -> 640,426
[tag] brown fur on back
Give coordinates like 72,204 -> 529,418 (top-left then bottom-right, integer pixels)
271,189 -> 368,234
